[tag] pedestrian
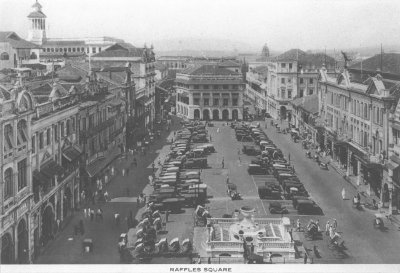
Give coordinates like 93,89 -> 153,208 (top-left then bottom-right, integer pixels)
104,191 -> 109,202
332,219 -> 337,230
329,225 -> 334,239
79,219 -> 85,235
296,219 -> 301,231
269,252 -> 273,263
158,159 -> 162,166
90,209 -> 94,221
304,253 -> 308,264
56,219 -> 61,232
166,210 -> 169,223
209,135 -> 212,142
217,128 -> 220,133
133,157 -> 137,167
222,157 -> 225,169
288,153 -> 291,163
226,175 -> 229,184
288,228 -> 293,242
122,168 -> 126,177
250,243 -> 255,254
115,213 -> 120,226
357,191 -> 361,202
149,175 -> 154,186
325,221 -> 330,236
341,187 -> 346,200
83,208 -> 87,218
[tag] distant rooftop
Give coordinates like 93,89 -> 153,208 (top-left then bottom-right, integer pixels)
181,64 -> 241,76
0,32 -> 39,49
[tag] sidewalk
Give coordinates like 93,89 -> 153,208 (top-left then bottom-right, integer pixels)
265,117 -> 400,228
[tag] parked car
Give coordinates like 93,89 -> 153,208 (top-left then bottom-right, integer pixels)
269,202 -> 289,214
297,199 -> 323,215
242,145 -> 260,155
184,158 -> 207,169
248,164 -> 267,175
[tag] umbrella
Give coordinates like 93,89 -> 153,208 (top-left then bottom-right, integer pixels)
169,238 -> 179,245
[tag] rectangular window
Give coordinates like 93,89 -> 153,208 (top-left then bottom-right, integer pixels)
213,85 -> 219,90
92,47 -> 97,53
288,90 -> 292,99
204,85 -> 209,89
281,63 -> 286,68
54,124 -> 58,141
299,89 -> 304,98
194,98 -> 200,105
39,132 -> 44,149
232,98 -> 238,106
300,78 -> 304,84
380,108 -> 384,125
82,118 -> 86,131
194,85 -> 199,90
213,98 -> 219,106
17,159 -> 27,191
309,88 -> 313,95
288,78 -> 292,83
281,90 -> 286,99
89,114 -> 94,129
309,78 -> 314,84
66,120 -> 71,136
204,98 -> 209,106
61,122 -> 65,137
46,129 -> 51,145
32,136 -> 35,154
223,85 -> 228,90
289,63 -> 292,69
281,78 -> 285,84
223,99 -> 229,106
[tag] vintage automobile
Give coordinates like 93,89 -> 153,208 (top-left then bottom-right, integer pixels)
184,158 -> 207,169
297,199 -> 323,215
269,202 -> 289,214
242,145 -> 260,155
247,164 -> 267,175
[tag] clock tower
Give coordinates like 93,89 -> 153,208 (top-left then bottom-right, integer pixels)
27,0 -> 47,45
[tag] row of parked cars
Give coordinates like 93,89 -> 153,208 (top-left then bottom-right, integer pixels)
233,122 -> 323,215
149,122 -> 215,212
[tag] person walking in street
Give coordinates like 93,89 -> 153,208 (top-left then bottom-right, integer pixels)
289,228 -> 293,242
83,208 -> 87,218
115,213 -> 120,226
250,243 -> 255,254
304,253 -> 308,264
122,168 -> 126,177
209,135 -> 212,142
226,174 -> 230,184
90,209 -> 95,221
79,220 -> 85,235
217,127 -> 220,133
288,153 -> 291,163
341,187 -> 346,200
332,219 -> 337,230
325,221 -> 330,236
222,157 -> 225,169
133,157 -> 137,167
104,191 -> 109,202
166,210 -> 169,223
296,219 -> 301,231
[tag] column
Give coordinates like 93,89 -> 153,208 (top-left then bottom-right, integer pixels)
54,193 -> 58,221
60,188 -> 64,222
346,150 -> 351,176
357,160 -> 362,185
14,224 -> 18,263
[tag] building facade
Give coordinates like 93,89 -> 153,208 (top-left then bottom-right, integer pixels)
319,65 -> 399,205
266,49 -> 336,121
175,64 -> 244,121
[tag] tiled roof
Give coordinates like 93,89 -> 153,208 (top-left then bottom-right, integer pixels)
273,49 -> 306,61
181,64 -> 241,76
253,66 -> 268,73
27,11 -> 46,18
291,94 -> 319,114
219,60 -> 240,67
43,40 -> 85,46
57,64 -> 87,82
0,32 -> 39,49
92,43 -> 147,58
350,53 -> 400,76
40,52 -> 86,58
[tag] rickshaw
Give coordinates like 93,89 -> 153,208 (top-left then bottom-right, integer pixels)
373,213 -> 385,230
82,238 -> 94,253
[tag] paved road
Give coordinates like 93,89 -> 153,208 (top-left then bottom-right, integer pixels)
35,118 -> 181,264
263,119 -> 400,263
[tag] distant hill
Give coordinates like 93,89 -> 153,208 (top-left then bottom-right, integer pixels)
153,37 -> 258,55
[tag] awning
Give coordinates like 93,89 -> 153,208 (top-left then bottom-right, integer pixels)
32,170 -> 50,186
390,155 -> 400,165
392,123 -> 400,131
63,145 -> 82,162
334,141 -> 347,147
86,148 -> 120,178
136,95 -> 149,106
41,160 -> 65,177
386,162 -> 399,170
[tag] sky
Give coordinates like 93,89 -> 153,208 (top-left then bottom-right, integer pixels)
1,0 -> 400,52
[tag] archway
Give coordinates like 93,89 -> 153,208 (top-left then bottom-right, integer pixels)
63,187 -> 72,218
1,233 -> 14,264
222,109 -> 229,121
42,205 -> 54,245
194,109 -> 200,120
212,109 -> 219,121
232,109 -> 239,121
280,106 -> 287,120
17,219 -> 28,264
203,109 -> 210,121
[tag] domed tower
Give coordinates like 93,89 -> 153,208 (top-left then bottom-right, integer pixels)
27,0 -> 47,45
261,43 -> 270,58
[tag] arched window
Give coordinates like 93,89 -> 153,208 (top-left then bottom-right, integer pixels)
4,168 -> 13,200
4,124 -> 14,151
30,52 -> 37,59
17,120 -> 27,145
0,52 -> 9,60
